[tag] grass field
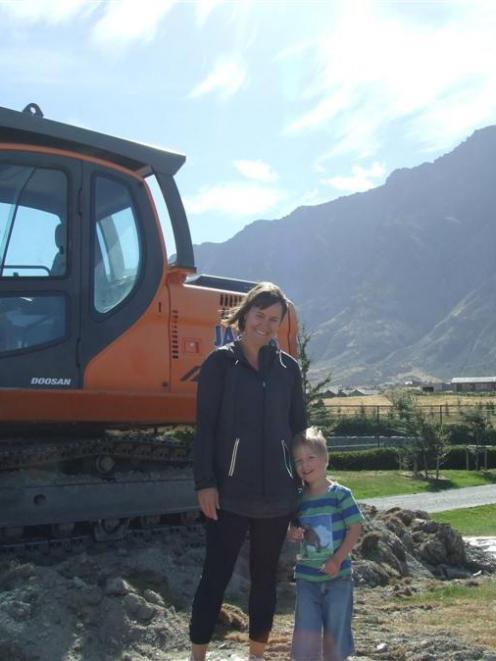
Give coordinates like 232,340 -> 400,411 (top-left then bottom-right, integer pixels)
431,504 -> 496,535
330,469 -> 496,535
398,580 -> 496,649
323,393 -> 496,428
324,392 -> 496,410
330,469 -> 496,499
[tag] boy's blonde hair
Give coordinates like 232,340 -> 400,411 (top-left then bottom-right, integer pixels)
293,426 -> 329,460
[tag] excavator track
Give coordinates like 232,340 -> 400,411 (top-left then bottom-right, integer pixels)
0,521 -> 205,558
0,428 -> 192,470
0,429 -> 199,545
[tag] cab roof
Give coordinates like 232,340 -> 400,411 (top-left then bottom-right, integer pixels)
0,103 -> 185,177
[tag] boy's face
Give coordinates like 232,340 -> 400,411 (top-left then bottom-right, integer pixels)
293,444 -> 328,486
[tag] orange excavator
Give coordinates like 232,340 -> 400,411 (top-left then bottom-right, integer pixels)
0,103 -> 299,542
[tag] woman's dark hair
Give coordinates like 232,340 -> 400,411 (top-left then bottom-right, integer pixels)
224,281 -> 290,332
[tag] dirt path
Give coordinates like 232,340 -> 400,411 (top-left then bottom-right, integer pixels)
360,483 -> 496,513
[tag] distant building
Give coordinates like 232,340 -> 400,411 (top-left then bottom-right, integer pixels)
351,387 -> 381,396
321,386 -> 380,398
451,376 -> 496,392
421,382 -> 450,393
321,388 -> 341,398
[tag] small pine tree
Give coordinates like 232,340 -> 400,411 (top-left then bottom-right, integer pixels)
299,327 -> 333,435
461,405 -> 493,446
390,390 -> 448,479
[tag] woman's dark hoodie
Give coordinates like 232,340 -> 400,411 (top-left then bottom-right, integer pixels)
193,339 -> 307,518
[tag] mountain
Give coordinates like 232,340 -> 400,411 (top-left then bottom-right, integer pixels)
194,127 -> 496,385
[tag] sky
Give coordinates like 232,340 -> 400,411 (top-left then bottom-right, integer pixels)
2,0 -> 496,249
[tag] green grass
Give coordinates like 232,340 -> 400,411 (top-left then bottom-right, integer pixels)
431,504 -> 496,535
329,468 -> 496,499
396,579 -> 496,649
405,579 -> 496,605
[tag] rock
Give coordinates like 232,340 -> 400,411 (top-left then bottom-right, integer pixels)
124,593 -> 157,622
419,537 -> 449,564
143,588 -> 165,606
435,565 -> 472,580
72,576 -> 88,589
4,599 -> 32,621
218,603 -> 248,631
76,587 -> 104,607
353,560 -> 392,586
104,576 -> 132,596
0,562 -> 36,590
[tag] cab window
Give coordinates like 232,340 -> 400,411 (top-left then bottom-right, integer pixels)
0,163 -> 68,278
0,294 -> 66,353
93,175 -> 141,314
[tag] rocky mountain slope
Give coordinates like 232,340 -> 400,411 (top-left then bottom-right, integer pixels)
195,127 -> 496,385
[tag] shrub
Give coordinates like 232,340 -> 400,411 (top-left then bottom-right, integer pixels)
331,415 -> 402,436
327,445 -> 496,470
447,425 -> 496,446
328,447 -> 399,471
444,445 -> 496,469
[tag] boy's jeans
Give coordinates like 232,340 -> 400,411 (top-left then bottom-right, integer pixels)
291,576 -> 354,661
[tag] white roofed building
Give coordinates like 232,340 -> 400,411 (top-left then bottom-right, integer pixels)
451,376 -> 496,392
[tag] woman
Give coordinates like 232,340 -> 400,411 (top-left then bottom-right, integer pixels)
190,281 -> 307,661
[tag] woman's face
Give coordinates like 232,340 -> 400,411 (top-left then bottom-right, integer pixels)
242,302 -> 284,348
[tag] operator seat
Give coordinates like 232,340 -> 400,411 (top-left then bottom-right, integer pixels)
51,224 -> 66,276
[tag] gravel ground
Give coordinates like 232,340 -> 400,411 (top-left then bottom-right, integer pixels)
1,506 -> 496,661
360,483 -> 496,513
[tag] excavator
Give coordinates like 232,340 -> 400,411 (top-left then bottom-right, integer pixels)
0,103 -> 299,545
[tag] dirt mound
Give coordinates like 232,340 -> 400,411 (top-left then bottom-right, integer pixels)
0,510 -> 494,661
352,505 -> 496,586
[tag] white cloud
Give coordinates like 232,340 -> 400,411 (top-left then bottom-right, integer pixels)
281,1 -> 496,157
91,0 -> 177,46
233,159 -> 279,183
184,182 -> 282,216
285,89 -> 351,135
189,58 -> 247,100
0,0 -> 91,23
0,45 -> 80,86
323,161 -> 386,193
196,0 -> 225,25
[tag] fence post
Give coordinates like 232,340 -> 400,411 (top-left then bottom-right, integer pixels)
439,405 -> 443,426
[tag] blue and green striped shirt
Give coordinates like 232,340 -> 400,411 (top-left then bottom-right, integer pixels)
294,482 -> 364,582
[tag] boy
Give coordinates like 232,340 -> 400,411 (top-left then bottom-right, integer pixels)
288,427 -> 363,661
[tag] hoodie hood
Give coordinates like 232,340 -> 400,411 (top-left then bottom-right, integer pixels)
220,338 -> 288,371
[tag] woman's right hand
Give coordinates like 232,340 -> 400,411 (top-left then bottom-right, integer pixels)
197,487 -> 220,520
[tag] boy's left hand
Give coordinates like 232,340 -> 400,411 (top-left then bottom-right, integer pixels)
320,556 -> 341,577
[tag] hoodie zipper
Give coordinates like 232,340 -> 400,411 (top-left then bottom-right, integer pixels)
228,438 -> 240,477
281,440 -> 294,478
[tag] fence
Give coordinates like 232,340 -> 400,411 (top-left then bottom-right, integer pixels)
325,403 -> 496,427
328,435 -> 416,452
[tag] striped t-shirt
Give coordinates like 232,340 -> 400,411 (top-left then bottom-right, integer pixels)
294,482 -> 364,582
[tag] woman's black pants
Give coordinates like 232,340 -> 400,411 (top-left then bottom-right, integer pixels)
189,509 -> 292,645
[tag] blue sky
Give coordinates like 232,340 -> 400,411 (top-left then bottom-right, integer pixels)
2,0 -> 496,247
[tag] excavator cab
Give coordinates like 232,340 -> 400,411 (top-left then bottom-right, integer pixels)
0,103 -> 298,430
